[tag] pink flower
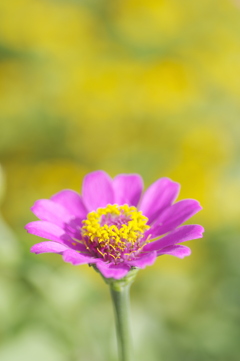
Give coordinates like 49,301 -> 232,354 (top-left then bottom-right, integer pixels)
25,171 -> 204,279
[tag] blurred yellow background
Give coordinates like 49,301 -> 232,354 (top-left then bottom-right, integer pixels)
0,0 -> 240,360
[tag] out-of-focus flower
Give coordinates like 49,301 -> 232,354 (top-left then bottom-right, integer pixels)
25,171 -> 204,279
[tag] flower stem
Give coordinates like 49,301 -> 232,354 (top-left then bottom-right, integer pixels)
110,282 -> 133,361
92,265 -> 138,361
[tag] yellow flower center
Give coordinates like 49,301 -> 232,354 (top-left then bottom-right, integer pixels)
81,204 -> 150,262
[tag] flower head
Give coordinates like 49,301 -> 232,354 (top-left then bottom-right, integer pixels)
25,171 -> 204,279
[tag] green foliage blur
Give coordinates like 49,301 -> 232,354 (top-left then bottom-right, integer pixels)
1,0 -> 240,360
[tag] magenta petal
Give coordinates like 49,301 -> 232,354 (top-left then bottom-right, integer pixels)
82,171 -> 114,211
31,199 -> 75,227
148,199 -> 202,238
113,174 -> 143,206
51,190 -> 87,219
31,241 -> 69,254
139,177 -> 180,224
26,221 -> 96,252
96,262 -> 130,279
25,221 -> 67,242
62,249 -> 99,265
143,225 -> 204,252
157,245 -> 191,258
128,251 -> 157,268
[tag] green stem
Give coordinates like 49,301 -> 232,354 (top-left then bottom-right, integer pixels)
92,265 -> 138,361
110,283 -> 133,361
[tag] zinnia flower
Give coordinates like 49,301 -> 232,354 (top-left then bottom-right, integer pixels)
25,171 -> 204,279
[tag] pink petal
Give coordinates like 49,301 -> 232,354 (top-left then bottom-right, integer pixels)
113,174 -> 143,206
62,249 -> 101,266
146,199 -> 202,238
82,170 -> 114,211
143,225 -> 204,252
96,262 -> 130,279
139,177 -> 180,224
157,245 -> 191,258
128,251 -> 157,268
51,190 -> 87,219
25,221 -> 67,242
25,220 -> 88,252
31,241 -> 69,254
31,199 -> 76,227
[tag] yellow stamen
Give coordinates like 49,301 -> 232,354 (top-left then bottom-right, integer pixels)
82,204 -> 150,253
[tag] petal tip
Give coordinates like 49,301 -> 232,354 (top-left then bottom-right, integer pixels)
25,222 -> 33,233
30,245 -> 39,254
178,248 -> 191,258
196,224 -> 205,237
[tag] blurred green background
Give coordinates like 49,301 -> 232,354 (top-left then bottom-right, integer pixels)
1,0 -> 240,360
